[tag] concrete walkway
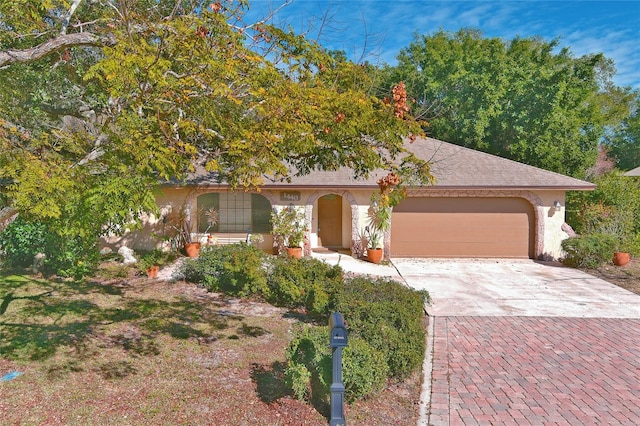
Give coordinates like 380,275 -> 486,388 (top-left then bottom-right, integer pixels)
393,258 -> 640,318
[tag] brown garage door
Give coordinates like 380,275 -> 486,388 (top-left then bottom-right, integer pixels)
391,197 -> 534,258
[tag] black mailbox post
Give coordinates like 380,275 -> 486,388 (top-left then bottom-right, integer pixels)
330,312 -> 348,348
329,312 -> 348,426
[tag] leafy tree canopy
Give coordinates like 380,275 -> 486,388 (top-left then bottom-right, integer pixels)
0,0 -> 431,241
566,171 -> 640,255
604,92 -> 640,171
382,29 -> 635,178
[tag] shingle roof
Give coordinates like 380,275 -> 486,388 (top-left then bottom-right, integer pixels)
406,138 -> 595,190
186,137 -> 595,190
624,166 -> 640,177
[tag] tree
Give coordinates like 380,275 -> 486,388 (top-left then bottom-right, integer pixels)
566,171 -> 640,255
605,92 -> 640,171
0,1 -> 432,263
383,29 -> 634,178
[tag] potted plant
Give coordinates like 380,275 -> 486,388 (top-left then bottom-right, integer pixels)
137,250 -> 162,279
613,237 -> 632,266
164,203 -> 203,257
271,206 -> 307,258
363,172 -> 403,264
365,197 -> 392,264
364,225 -> 384,264
180,209 -> 202,257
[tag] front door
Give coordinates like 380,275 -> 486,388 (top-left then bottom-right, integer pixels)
318,194 -> 342,247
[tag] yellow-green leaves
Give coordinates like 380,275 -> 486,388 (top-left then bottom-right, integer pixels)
1,0 -> 434,241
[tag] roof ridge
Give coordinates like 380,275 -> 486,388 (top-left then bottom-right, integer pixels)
420,137 -> 594,186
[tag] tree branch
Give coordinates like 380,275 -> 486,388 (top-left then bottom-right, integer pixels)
60,0 -> 84,35
0,32 -> 116,67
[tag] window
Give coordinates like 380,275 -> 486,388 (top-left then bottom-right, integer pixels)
197,193 -> 272,233
197,193 -> 219,233
251,194 -> 272,233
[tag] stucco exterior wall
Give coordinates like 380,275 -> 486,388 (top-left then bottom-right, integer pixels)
536,190 -> 569,260
102,186 -> 571,261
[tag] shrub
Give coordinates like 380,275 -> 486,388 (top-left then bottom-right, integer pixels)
0,217 -> 99,277
567,172 -> 640,236
0,218 -> 48,268
181,243 -> 268,298
49,237 -> 100,279
180,257 -> 203,283
266,257 -> 343,316
630,233 -> 640,257
286,361 -> 312,402
561,233 -> 617,268
136,249 -> 177,273
334,276 -> 427,380
285,325 -> 331,403
284,324 -> 387,403
342,337 -> 388,402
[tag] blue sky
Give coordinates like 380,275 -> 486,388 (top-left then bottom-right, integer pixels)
243,1 -> 640,90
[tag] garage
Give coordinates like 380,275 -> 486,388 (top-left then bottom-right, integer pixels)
391,197 -> 535,258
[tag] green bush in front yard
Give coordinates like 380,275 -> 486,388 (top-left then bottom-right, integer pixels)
561,233 -> 618,269
567,171 -> 640,236
181,252 -> 428,403
630,233 -> 640,257
266,256 -> 343,316
284,324 -> 388,404
0,217 -> 99,278
284,275 -> 428,403
285,325 -> 331,403
342,336 -> 389,402
334,276 -> 427,380
0,218 -> 48,268
181,243 -> 268,298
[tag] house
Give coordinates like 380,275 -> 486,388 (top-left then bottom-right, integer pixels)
624,167 -> 640,177
116,137 -> 595,260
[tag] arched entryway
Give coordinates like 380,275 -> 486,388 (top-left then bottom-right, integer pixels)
317,194 -> 343,248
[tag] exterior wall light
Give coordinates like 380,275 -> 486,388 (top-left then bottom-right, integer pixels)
553,200 -> 562,212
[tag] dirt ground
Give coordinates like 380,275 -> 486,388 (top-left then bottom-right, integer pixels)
583,257 -> 640,296
0,267 -> 422,425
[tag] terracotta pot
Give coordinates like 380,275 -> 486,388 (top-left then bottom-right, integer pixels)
286,247 -> 303,259
146,265 -> 159,279
613,252 -> 630,266
185,242 -> 202,258
367,248 -> 383,264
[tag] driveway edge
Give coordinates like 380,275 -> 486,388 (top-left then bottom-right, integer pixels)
417,315 -> 435,426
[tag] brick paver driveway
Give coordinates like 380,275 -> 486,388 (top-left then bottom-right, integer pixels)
392,259 -> 640,426
431,317 -> 640,425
